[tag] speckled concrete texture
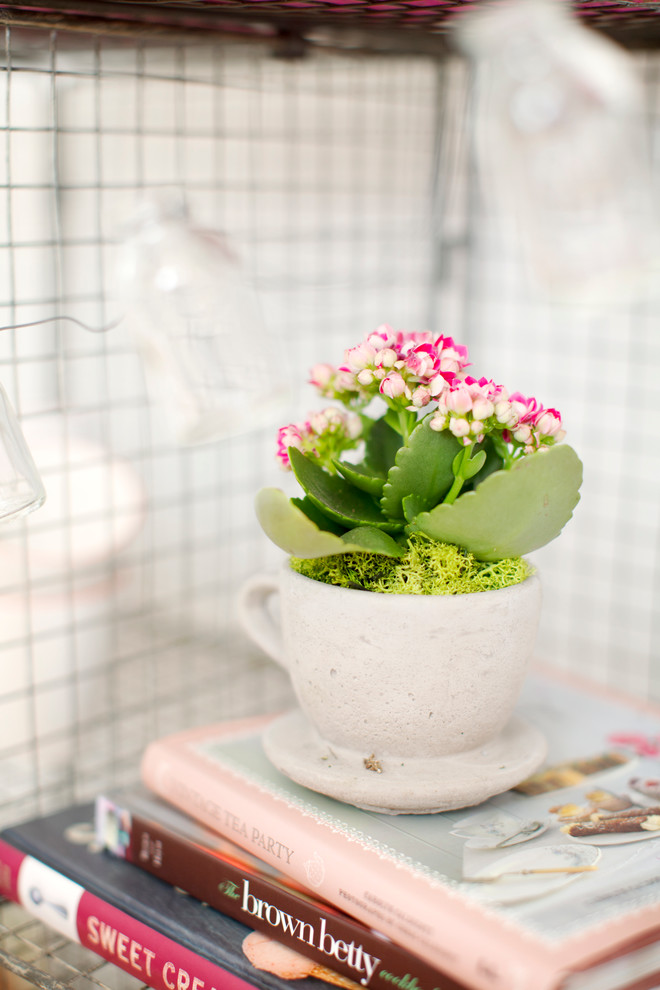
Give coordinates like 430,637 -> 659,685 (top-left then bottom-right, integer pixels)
239,565 -> 545,811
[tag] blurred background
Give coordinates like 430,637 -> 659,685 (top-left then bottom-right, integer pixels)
0,0 -> 658,834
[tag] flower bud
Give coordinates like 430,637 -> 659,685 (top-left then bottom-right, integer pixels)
513,424 -> 532,444
336,370 -> 357,392
495,400 -> 517,426
380,372 -> 406,398
345,342 -> 376,372
405,347 -> 436,380
429,412 -> 447,432
375,347 -> 398,369
446,387 -> 473,415
472,398 -> 494,421
370,324 -> 395,347
323,407 -> 343,426
309,363 -> 335,389
535,408 -> 563,438
276,424 -> 304,470
429,374 -> 450,397
410,385 -> 431,408
309,412 -> 329,434
449,417 -> 471,438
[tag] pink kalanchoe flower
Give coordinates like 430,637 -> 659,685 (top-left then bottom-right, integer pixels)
472,397 -> 494,420
428,410 -> 448,432
503,394 -> 565,450
513,423 -> 533,445
449,417 -> 471,441
445,383 -> 473,416
535,408 -> 565,441
409,385 -> 432,408
510,392 -> 542,424
374,347 -> 398,370
338,408 -> 363,439
395,330 -> 435,355
427,374 -> 448,397
429,375 -> 516,446
344,341 -> 377,372
405,343 -> 438,380
436,335 -> 470,376
309,363 -> 363,403
309,325 -> 471,414
463,376 -> 498,398
308,410 -> 331,434
335,369 -> 358,392
495,399 -> 518,428
276,407 -> 362,471
276,424 -> 305,470
309,363 -> 335,390
380,371 -> 407,399
366,324 -> 396,350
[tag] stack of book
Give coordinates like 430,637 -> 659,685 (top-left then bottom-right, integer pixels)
2,666 -> 660,990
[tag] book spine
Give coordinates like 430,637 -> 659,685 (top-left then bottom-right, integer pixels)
98,799 -> 461,990
0,837 -> 256,990
142,740 -> 556,990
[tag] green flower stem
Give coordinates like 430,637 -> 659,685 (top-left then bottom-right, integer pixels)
491,434 -> 515,470
443,442 -> 474,505
399,408 -> 417,443
384,404 -> 417,443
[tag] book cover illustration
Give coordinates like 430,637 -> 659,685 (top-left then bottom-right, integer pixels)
140,669 -> 660,990
0,804 -> 390,990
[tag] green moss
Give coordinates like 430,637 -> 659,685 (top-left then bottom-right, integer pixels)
290,535 -> 532,595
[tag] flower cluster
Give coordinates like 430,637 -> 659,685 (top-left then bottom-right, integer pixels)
310,324 -> 470,410
277,406 -> 362,471
261,323 -> 581,569
279,324 -> 565,475
429,377 -> 565,453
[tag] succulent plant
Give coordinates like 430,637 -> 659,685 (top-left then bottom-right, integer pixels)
256,326 -> 583,568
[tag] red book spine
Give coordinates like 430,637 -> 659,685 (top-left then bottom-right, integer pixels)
0,837 -> 255,990
114,806 -> 460,990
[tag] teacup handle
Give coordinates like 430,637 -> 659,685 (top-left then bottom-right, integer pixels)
237,572 -> 286,669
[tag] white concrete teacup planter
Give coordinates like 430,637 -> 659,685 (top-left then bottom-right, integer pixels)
238,564 -> 547,814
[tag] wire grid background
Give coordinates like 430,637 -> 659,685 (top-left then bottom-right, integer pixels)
0,20 -> 657,840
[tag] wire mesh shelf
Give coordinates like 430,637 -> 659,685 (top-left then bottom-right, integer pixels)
0,6 -> 659,988
0,900 -> 147,990
2,0 -> 660,54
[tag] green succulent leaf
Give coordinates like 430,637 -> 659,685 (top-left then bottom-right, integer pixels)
451,446 -> 488,482
256,488 -> 361,558
402,493 -> 425,523
381,417 -> 461,520
332,418 -> 403,497
364,418 -> 402,476
334,460 -> 385,497
291,496 -> 347,535
340,526 -> 406,557
462,448 -> 487,481
290,447 -> 404,534
409,443 -> 583,561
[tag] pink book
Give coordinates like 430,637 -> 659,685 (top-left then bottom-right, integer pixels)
141,667 -> 660,990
